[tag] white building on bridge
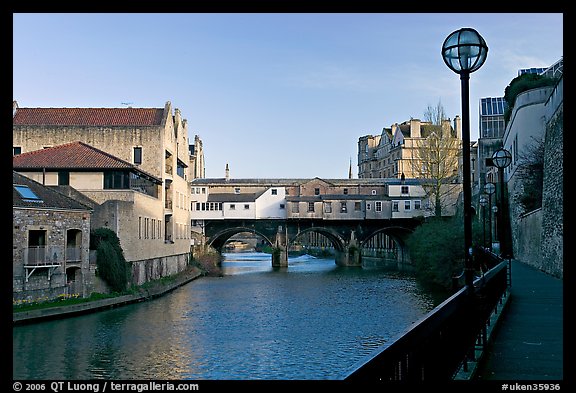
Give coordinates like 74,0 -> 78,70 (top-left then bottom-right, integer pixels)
189,177 -> 460,243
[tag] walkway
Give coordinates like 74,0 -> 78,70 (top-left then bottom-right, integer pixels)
475,259 -> 563,380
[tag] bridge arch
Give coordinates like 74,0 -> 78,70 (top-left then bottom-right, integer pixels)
288,227 -> 347,252
359,226 -> 414,269
208,227 -> 274,252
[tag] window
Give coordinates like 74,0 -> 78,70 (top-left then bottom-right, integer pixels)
414,200 -> 421,210
58,171 -> 70,186
354,202 -> 361,211
244,204 -> 250,210
13,146 -> 21,156
324,202 -> 332,213
133,147 -> 142,164
271,189 -> 278,195
292,203 -> 300,213
371,190 -> 377,195
340,202 -> 347,213
343,188 -> 348,195
404,201 -> 411,211
234,188 -> 240,194
367,203 -> 371,210
401,186 -> 409,195
279,204 -> 285,209
314,188 -> 320,195
104,171 -> 129,189
392,201 -> 399,212
230,204 -> 236,210
14,185 -> 42,202
308,202 -> 315,212
375,201 -> 382,212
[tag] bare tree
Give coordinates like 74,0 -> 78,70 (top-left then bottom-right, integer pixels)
410,100 -> 461,217
424,100 -> 447,126
515,136 -> 544,212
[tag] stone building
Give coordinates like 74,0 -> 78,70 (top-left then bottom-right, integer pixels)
357,117 -> 462,180
500,76 -> 563,278
13,171 -> 93,302
13,101 -> 204,285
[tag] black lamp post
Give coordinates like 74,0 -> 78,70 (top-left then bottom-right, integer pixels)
492,148 -> 512,257
484,182 -> 496,251
442,28 -> 488,292
479,194 -> 488,248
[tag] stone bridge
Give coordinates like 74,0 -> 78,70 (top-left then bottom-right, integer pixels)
203,218 -> 422,269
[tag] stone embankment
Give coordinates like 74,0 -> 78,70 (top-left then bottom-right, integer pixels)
13,266 -> 203,325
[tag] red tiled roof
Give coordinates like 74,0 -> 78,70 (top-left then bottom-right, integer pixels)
13,141 -> 163,183
13,107 -> 165,126
13,141 -> 136,170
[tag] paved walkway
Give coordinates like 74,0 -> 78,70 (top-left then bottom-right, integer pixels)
475,259 -> 563,380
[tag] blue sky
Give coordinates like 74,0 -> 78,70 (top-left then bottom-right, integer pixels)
13,13 -> 563,179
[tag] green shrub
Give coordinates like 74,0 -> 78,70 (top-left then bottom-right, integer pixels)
406,216 -> 464,289
406,210 -> 486,290
503,73 -> 557,123
91,228 -> 130,293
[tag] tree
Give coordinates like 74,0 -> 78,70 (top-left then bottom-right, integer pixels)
515,136 -> 545,212
90,227 -> 130,292
410,100 -> 461,217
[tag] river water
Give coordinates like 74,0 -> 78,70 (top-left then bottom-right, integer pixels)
13,253 -> 441,380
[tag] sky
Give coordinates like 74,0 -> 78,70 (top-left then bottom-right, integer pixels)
13,12 -> 563,179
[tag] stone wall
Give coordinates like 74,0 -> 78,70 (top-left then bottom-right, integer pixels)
540,107 -> 563,278
514,209 -> 543,270
509,99 -> 562,278
13,208 -> 92,303
131,252 -> 191,286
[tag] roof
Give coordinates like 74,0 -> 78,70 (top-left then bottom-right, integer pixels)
191,177 -> 418,186
13,171 -> 92,211
208,191 -> 266,202
13,107 -> 165,126
12,141 -> 162,183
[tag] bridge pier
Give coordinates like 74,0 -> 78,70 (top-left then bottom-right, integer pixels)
335,231 -> 361,267
272,225 -> 288,268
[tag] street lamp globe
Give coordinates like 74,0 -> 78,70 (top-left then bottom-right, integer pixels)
441,28 -> 488,74
484,182 -> 496,195
492,148 -> 512,169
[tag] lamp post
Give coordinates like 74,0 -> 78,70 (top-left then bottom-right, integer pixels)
491,148 -> 512,257
442,28 -> 488,292
479,194 -> 488,248
484,182 -> 496,251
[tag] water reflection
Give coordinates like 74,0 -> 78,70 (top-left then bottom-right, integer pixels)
14,252 -> 437,380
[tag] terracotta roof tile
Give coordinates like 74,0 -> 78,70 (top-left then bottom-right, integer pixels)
13,141 -> 133,169
12,141 -> 162,183
13,107 -> 164,126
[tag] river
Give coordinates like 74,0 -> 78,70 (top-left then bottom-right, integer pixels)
13,252 -> 442,380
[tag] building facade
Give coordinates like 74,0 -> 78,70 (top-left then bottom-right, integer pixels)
13,101 -> 204,285
13,171 -> 93,302
357,117 -> 462,181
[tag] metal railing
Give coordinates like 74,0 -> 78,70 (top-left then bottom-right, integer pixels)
23,246 -> 62,267
343,260 -> 509,381
65,247 -> 82,263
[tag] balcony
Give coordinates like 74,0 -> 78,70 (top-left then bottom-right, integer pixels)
23,246 -> 62,282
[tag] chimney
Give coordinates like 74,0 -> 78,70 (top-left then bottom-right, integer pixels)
410,118 -> 421,138
348,158 -> 353,179
225,163 -> 230,181
453,116 -> 462,140
442,118 -> 451,138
